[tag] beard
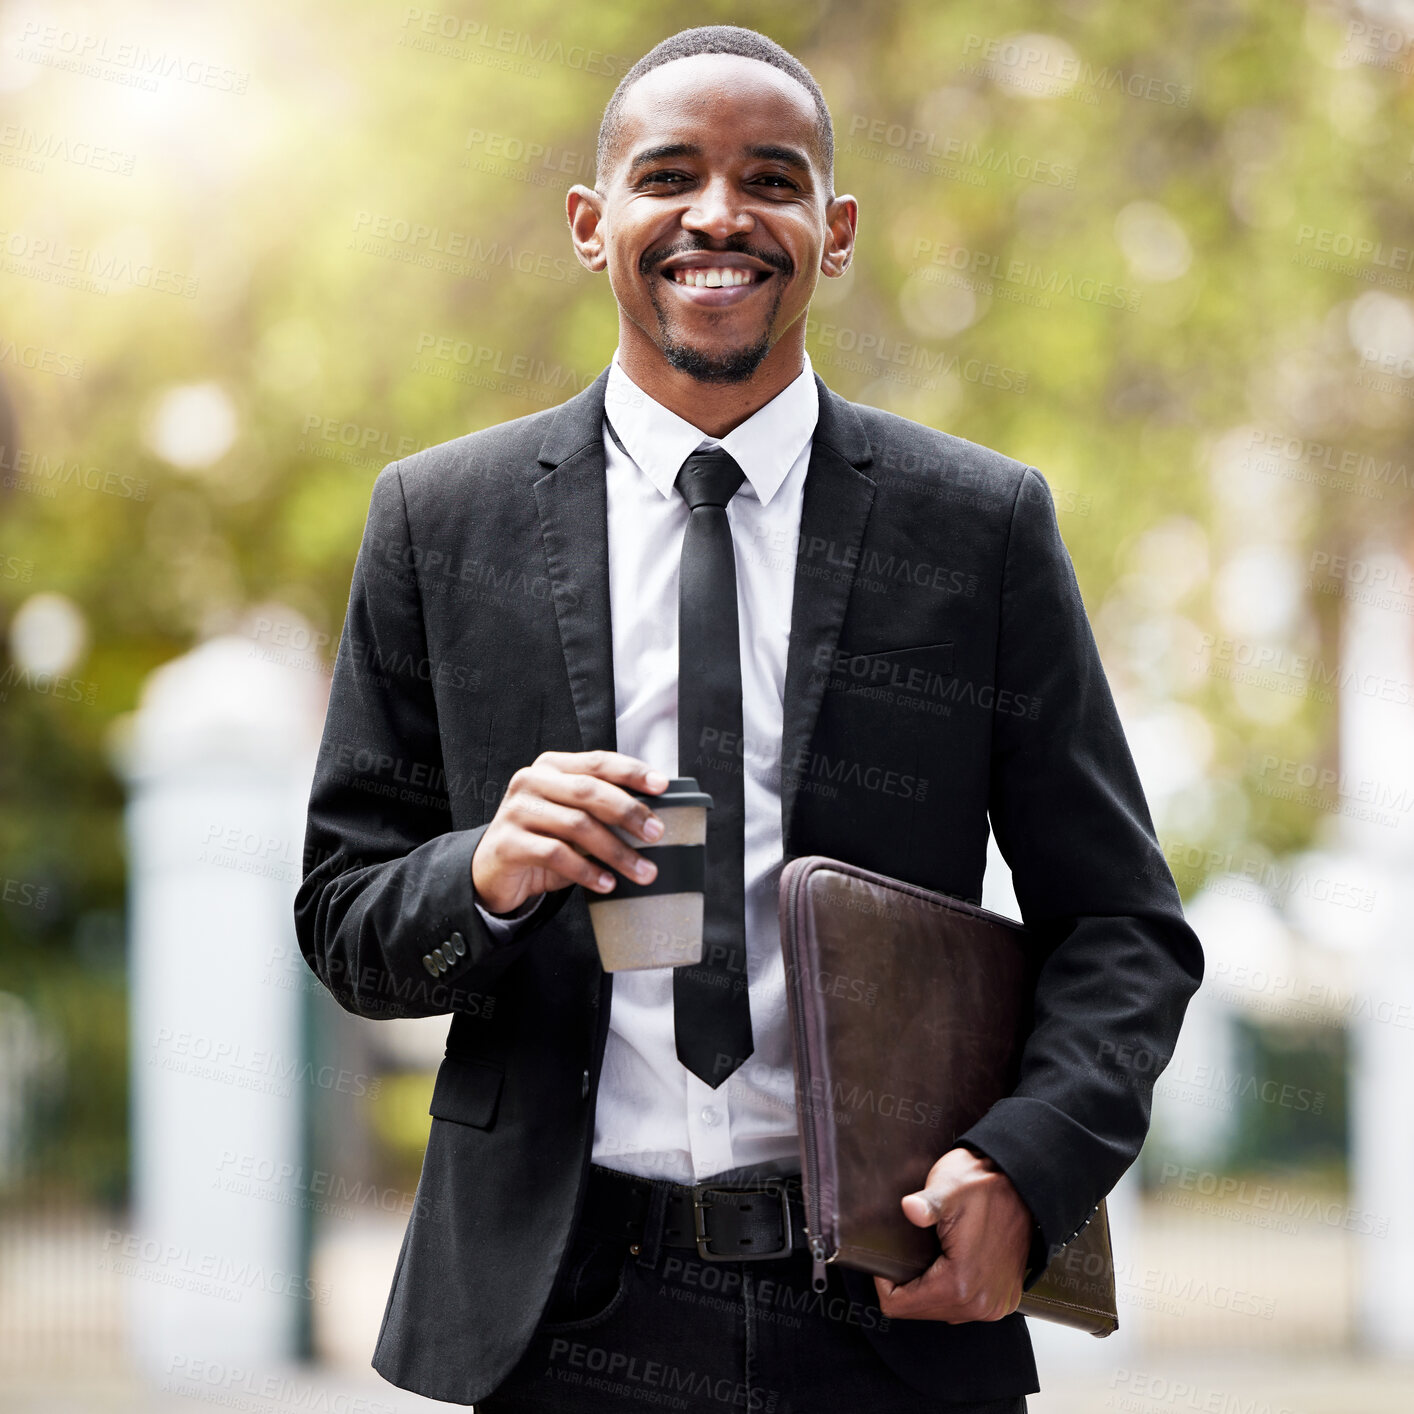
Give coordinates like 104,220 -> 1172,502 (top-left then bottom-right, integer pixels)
646,274 -> 786,384
657,327 -> 773,383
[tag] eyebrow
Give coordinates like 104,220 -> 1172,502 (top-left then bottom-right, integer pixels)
626,141 -> 813,178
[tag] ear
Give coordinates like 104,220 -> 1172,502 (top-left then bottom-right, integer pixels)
819,193 -> 858,279
567,185 -> 609,274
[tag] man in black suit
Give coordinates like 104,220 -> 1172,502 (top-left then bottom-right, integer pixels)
295,24 -> 1203,1412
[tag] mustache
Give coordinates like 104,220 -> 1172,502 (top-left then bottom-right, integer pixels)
642,241 -> 792,278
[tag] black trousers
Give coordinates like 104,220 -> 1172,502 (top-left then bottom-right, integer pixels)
477,1165 -> 1029,1414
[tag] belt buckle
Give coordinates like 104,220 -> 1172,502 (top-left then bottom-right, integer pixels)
690,1180 -> 793,1261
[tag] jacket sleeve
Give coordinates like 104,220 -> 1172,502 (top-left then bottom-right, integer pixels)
293,462 -> 567,1020
954,465 -> 1204,1287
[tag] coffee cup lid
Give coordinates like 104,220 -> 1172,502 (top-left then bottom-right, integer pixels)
624,776 -> 713,810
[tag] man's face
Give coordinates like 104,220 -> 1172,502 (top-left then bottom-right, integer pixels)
586,54 -> 849,384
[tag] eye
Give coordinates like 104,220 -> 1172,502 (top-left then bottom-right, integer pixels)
640,170 -> 690,186
755,173 -> 798,188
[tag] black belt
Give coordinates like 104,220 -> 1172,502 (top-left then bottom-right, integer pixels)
581,1163 -> 808,1262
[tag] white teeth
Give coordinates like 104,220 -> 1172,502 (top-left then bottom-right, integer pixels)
671,267 -> 757,287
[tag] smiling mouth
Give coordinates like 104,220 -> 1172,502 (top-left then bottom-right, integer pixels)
663,266 -> 771,288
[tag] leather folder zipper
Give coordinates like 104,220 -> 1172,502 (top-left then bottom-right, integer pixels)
782,857 -> 839,1293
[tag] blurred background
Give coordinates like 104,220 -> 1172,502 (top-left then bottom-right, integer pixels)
2,0 -> 1413,1409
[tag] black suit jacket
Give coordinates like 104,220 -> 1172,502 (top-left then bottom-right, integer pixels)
294,365 -> 1203,1405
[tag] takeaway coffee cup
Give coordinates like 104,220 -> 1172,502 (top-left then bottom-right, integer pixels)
586,776 -> 713,972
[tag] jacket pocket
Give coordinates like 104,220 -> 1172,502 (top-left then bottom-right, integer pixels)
428,1054 -> 505,1129
835,639 -> 955,688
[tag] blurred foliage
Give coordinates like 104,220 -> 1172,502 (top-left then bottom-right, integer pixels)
367,1071 -> 437,1196
2,0 -> 1412,1200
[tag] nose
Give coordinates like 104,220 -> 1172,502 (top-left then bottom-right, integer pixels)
681,173 -> 755,241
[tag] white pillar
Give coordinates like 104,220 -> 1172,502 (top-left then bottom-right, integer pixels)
1338,544 -> 1414,1358
120,615 -> 326,1377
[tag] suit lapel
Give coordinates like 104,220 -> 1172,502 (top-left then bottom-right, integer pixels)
532,366 -> 877,852
534,367 -> 618,755
779,377 -> 876,852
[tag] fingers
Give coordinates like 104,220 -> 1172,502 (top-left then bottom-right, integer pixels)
901,1189 -> 940,1228
878,1159 -> 1031,1323
525,751 -> 666,835
489,751 -> 672,897
537,749 -> 668,797
509,794 -> 661,894
873,1253 -> 1019,1324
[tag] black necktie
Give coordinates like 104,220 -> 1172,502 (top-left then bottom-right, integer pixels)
673,448 -> 754,1088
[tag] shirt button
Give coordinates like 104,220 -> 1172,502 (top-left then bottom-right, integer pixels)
699,1106 -> 721,1127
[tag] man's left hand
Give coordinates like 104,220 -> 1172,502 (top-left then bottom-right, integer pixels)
873,1146 -> 1034,1323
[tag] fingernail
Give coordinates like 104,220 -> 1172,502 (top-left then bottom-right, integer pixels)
635,858 -> 655,880
645,770 -> 669,790
598,873 -> 614,890
642,816 -> 664,840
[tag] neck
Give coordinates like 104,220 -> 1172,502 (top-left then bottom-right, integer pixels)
615,321 -> 807,438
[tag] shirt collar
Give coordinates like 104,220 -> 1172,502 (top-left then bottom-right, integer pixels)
604,347 -> 818,506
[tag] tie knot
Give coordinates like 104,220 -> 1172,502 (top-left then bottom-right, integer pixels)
675,448 -> 745,511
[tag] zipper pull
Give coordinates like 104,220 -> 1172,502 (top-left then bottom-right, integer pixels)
809,1235 -> 829,1293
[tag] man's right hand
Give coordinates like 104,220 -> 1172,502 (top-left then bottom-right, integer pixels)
470,750 -> 669,916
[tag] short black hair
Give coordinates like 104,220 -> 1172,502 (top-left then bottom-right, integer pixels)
596,26 -> 834,196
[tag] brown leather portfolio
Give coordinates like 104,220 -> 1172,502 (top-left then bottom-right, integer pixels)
779,854 -> 1119,1337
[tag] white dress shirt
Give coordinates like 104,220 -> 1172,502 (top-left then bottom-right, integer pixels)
475,347 -> 818,1185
